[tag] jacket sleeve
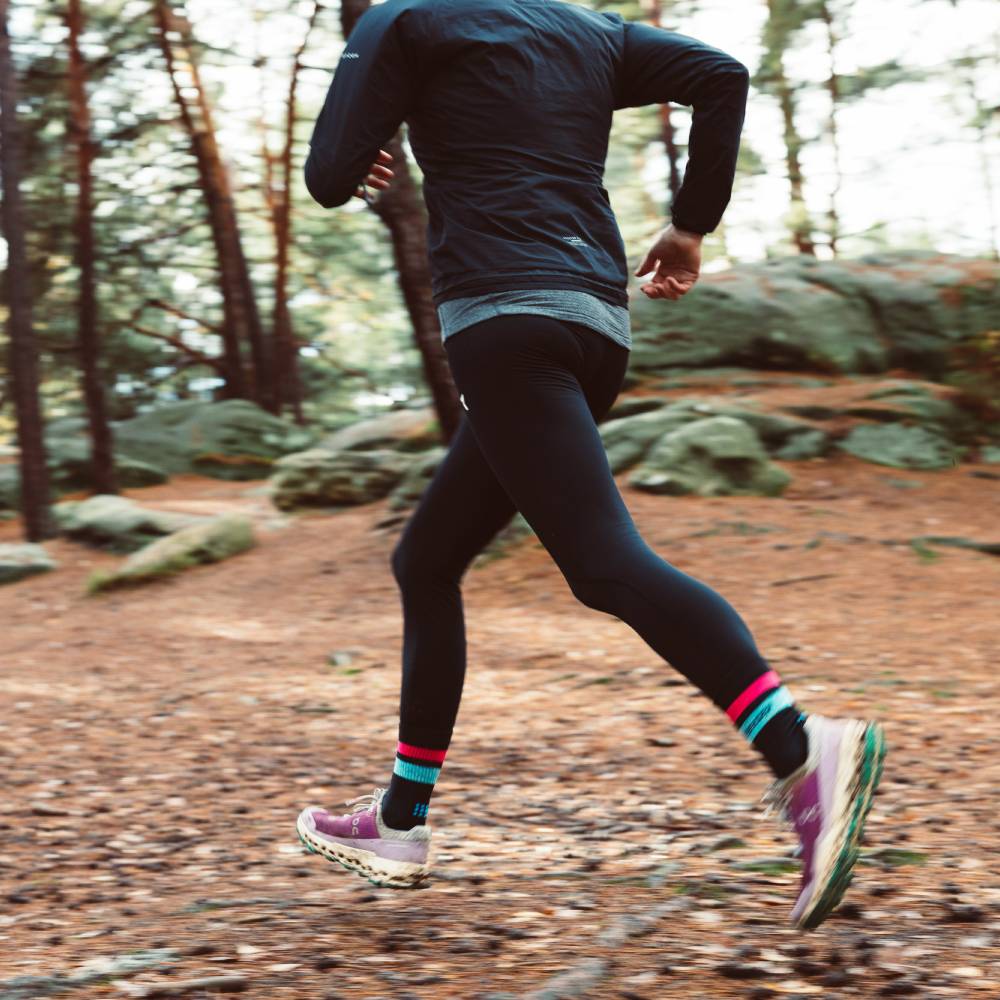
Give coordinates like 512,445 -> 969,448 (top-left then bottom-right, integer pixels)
614,21 -> 750,235
304,5 -> 422,209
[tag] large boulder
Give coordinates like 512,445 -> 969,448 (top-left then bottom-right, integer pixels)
599,397 -> 829,473
52,494 -> 208,552
837,424 -> 962,470
319,406 -> 440,454
629,252 -> 1000,378
113,400 -> 316,480
270,448 -> 412,510
87,513 -> 255,593
628,416 -> 792,497
0,543 -> 56,585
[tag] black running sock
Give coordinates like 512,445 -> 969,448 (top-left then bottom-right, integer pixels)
725,670 -> 809,779
750,706 -> 809,779
380,740 -> 446,830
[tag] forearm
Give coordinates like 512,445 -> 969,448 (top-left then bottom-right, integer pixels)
669,63 -> 749,235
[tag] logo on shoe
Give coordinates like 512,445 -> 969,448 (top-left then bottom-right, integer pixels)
797,804 -> 821,825
460,393 -> 469,411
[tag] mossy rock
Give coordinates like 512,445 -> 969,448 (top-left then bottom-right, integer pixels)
87,513 -> 255,593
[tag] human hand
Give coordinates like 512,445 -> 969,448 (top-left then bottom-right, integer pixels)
353,148 -> 395,203
634,224 -> 703,300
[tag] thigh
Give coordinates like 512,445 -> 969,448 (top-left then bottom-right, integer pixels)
393,408 -> 518,578
443,314 -> 637,568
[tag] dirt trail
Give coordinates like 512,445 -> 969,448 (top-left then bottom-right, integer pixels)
1,447 -> 998,997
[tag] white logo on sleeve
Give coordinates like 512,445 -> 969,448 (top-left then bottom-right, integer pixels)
340,50 -> 360,60
562,235 -> 590,248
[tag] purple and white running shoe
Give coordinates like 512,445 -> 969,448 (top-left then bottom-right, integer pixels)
296,787 -> 431,888
761,714 -> 886,930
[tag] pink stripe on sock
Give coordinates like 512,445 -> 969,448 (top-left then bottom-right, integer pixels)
725,670 -> 782,722
397,741 -> 447,764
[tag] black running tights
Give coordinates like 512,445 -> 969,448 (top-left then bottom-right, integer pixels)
389,313 -> 773,749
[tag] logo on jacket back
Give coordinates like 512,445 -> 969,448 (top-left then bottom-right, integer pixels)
562,235 -> 590,248
341,51 -> 360,60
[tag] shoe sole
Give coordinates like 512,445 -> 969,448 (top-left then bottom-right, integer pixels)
797,720 -> 887,930
295,813 -> 430,889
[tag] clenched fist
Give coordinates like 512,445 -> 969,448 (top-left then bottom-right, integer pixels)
354,148 -> 395,203
634,224 -> 703,300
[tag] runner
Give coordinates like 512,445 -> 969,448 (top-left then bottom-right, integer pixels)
298,0 -> 885,930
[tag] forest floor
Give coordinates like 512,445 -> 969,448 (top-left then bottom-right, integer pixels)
1,372 -> 999,999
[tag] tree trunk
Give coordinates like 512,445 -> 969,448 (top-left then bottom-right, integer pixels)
153,0 -> 270,406
67,0 -> 117,495
267,0 -> 320,424
765,0 -> 815,256
0,0 -> 55,540
340,0 -> 461,442
818,0 -> 842,257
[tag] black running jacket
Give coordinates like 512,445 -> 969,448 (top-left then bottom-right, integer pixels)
304,0 -> 750,309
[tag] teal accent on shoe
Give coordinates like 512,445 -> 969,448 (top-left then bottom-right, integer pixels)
740,686 -> 795,741
393,758 -> 441,784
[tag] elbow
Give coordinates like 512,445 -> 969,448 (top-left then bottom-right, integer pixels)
729,60 -> 751,94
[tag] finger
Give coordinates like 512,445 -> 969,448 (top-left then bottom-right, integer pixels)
369,164 -> 394,180
635,253 -> 656,277
367,175 -> 391,189
376,148 -> 393,163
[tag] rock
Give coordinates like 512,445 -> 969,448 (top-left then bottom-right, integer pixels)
113,400 -> 316,480
629,257 -> 886,373
599,405 -> 697,473
774,429 -> 829,460
631,252 -> 1000,377
668,397 -> 830,459
319,406 -> 440,454
387,447 -> 446,510
838,423 -> 962,469
0,543 -> 56,585
87,513 -> 255,592
52,494 -> 208,553
629,416 -> 792,497
45,437 -> 168,492
270,449 -> 412,510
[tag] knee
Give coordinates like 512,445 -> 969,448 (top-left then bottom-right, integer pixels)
565,572 -> 625,616
390,539 -> 415,588
391,537 -> 458,592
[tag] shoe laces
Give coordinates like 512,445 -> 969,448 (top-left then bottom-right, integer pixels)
760,776 -> 795,822
344,786 -> 386,814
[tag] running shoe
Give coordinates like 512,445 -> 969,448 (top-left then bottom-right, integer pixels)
296,787 -> 431,888
761,714 -> 886,930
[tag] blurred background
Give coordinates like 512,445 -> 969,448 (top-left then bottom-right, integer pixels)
1,1 -> 998,997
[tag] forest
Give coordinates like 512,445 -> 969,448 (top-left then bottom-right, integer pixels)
1,0 -> 998,997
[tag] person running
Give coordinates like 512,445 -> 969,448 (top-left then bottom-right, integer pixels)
297,0 -> 885,930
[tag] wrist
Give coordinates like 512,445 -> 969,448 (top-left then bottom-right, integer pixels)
669,221 -> 705,240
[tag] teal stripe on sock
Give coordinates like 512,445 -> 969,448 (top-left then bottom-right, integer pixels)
740,686 -> 795,742
393,758 -> 441,784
